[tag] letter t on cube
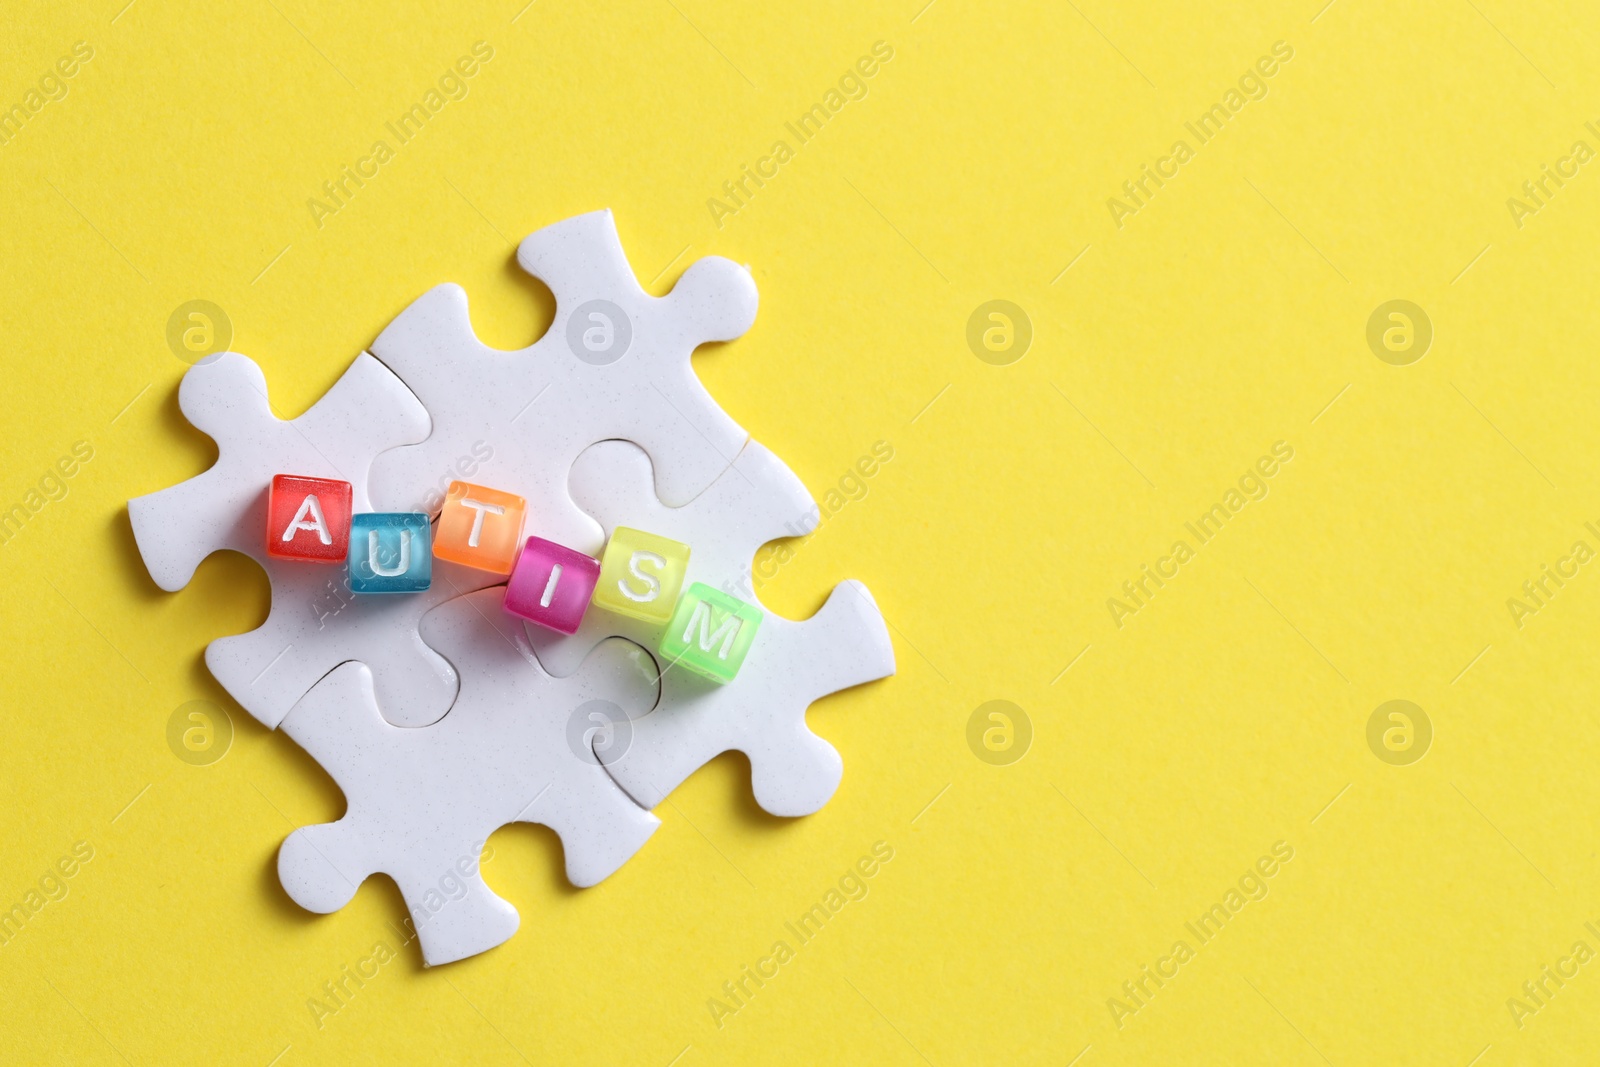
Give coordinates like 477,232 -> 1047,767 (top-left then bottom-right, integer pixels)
267,474 -> 351,563
434,481 -> 526,575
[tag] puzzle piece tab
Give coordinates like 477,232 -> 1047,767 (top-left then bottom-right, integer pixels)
129,352 -> 420,590
128,352 -> 496,729
528,439 -> 896,816
366,209 -> 759,554
277,587 -> 661,966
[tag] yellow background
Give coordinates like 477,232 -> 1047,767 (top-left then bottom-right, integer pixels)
3,0 -> 1599,1062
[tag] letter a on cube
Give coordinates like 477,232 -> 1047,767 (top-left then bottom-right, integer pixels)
504,536 -> 600,634
593,527 -> 690,624
433,481 -> 526,575
267,474 -> 351,563
659,583 -> 762,684
349,513 -> 432,593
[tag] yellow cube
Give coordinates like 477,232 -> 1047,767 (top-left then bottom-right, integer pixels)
593,527 -> 690,623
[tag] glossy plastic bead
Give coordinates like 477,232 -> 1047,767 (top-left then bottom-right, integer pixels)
266,474 -> 351,563
593,527 -> 690,624
658,583 -> 762,684
348,513 -> 432,593
504,536 -> 600,634
433,481 -> 526,575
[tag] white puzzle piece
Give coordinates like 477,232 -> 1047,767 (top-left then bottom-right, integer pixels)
128,352 -> 422,590
277,587 -> 661,966
527,439 -> 897,816
126,352 -> 487,729
204,556 -> 498,729
126,212 -> 899,963
366,209 -> 759,554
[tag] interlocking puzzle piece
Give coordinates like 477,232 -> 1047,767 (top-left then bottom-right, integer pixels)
433,481 -> 525,574
527,439 -> 896,816
205,557 -> 496,729
366,209 -> 759,555
277,587 -> 661,966
266,474 -> 351,563
129,352 -> 419,589
504,536 -> 600,634
349,513 -> 432,593
128,352 -> 496,729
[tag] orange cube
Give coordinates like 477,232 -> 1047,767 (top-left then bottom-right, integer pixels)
433,481 -> 526,575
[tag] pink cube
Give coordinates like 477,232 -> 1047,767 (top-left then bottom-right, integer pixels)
504,536 -> 601,634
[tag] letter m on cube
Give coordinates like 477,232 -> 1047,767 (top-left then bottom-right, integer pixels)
659,583 -> 762,684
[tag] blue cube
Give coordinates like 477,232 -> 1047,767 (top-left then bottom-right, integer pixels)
348,513 -> 431,593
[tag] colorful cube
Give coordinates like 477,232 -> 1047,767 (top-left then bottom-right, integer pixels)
433,481 -> 526,575
593,527 -> 691,624
266,474 -> 351,563
659,583 -> 762,684
504,536 -> 600,633
348,513 -> 432,593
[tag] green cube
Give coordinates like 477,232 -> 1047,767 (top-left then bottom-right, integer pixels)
659,583 -> 762,684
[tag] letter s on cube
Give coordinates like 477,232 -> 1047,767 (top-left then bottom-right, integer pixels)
433,481 -> 525,575
349,513 -> 432,593
593,526 -> 690,623
267,474 -> 351,563
504,537 -> 600,634
659,583 -> 762,684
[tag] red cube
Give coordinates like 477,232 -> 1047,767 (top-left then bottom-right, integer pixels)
267,474 -> 352,563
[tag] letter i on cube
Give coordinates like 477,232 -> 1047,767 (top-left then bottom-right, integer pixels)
433,481 -> 526,575
659,583 -> 762,684
267,474 -> 351,563
504,537 -> 600,634
349,513 -> 432,593
593,527 -> 690,623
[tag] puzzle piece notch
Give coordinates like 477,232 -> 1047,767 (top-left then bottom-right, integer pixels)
530,437 -> 819,680
129,351 -> 427,591
516,210 -> 759,358
610,580 -> 894,815
527,437 -> 895,816
278,587 -> 661,966
127,351 -> 493,730
366,209 -> 759,554
204,556 -> 498,729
